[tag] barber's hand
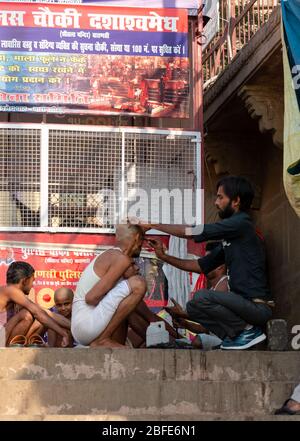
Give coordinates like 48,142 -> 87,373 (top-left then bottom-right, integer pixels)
147,239 -> 165,259
173,317 -> 186,328
128,217 -> 152,233
165,298 -> 186,319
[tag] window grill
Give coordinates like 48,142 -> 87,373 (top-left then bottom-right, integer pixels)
0,124 -> 201,232
0,128 -> 40,228
125,133 -> 197,224
48,130 -> 122,229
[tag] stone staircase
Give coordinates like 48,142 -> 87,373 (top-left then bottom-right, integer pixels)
0,348 -> 299,421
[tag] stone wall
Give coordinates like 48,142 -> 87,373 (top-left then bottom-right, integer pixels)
204,132 -> 300,330
259,144 -> 300,329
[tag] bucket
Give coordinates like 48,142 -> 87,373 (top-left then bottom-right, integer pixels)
146,321 -> 169,347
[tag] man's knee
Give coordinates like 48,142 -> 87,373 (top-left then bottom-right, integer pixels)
186,290 -> 212,316
20,309 -> 34,322
191,289 -> 212,304
186,299 -> 200,316
127,275 -> 147,295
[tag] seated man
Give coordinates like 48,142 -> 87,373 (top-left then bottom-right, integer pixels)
162,241 -> 228,349
133,176 -> 274,350
71,224 -> 147,348
48,288 -> 74,348
126,242 -> 226,348
0,261 -> 69,347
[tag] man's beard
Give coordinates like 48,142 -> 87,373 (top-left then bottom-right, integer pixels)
218,202 -> 235,219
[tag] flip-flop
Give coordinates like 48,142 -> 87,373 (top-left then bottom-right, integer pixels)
27,334 -> 47,348
147,341 -> 177,349
9,335 -> 27,347
275,400 -> 300,415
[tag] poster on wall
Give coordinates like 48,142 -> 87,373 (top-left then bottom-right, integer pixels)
2,1 -> 199,7
0,2 -> 189,118
0,242 -> 169,309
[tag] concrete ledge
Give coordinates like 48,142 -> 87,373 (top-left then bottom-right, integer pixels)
0,379 -> 296,415
0,349 -> 299,382
0,349 -> 298,418
0,414 -> 300,421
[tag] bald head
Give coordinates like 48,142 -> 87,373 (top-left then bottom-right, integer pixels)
54,287 -> 74,318
116,224 -> 144,257
116,224 -> 144,241
54,287 -> 74,303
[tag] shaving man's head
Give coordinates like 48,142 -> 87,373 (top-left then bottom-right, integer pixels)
116,224 -> 144,257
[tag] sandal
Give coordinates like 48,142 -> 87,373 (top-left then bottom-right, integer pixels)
147,341 -> 177,349
27,334 -> 47,348
275,399 -> 300,415
9,335 -> 27,347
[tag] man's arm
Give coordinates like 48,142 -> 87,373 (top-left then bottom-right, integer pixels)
85,254 -> 132,306
159,254 -> 202,273
7,287 -> 69,347
134,214 -> 246,243
129,219 -> 191,238
174,318 -> 208,335
148,239 -> 202,273
47,328 -> 57,347
165,298 -> 189,319
44,309 -> 70,329
190,216 -> 246,243
148,224 -> 191,238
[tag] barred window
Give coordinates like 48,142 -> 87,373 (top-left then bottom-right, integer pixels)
0,128 -> 40,228
0,124 -> 201,232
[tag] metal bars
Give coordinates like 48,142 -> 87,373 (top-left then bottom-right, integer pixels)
203,0 -> 279,87
0,124 -> 201,232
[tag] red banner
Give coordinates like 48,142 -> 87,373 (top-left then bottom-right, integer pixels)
0,233 -> 169,309
0,244 -> 97,308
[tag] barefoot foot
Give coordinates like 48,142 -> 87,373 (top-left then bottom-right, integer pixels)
90,338 -> 126,348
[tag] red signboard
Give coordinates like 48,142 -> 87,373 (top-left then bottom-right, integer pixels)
0,233 -> 169,309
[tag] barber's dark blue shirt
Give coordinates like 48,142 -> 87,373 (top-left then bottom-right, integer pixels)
194,212 -> 270,300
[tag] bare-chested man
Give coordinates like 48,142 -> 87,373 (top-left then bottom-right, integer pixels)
71,224 -> 147,348
0,261 -> 70,347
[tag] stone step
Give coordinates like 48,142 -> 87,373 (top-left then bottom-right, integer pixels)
0,348 -> 299,382
1,349 -> 299,418
0,414 -> 300,421
0,379 -> 297,416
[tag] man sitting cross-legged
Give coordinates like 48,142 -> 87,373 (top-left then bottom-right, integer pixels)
71,224 -> 148,348
0,261 -> 70,347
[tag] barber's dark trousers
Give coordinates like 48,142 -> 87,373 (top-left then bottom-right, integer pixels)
186,289 -> 272,340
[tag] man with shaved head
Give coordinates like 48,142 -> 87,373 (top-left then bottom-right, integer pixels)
48,287 -> 74,347
71,224 -> 147,348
